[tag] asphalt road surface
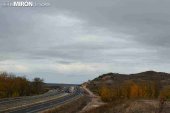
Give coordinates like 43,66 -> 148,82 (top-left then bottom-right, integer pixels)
2,87 -> 82,113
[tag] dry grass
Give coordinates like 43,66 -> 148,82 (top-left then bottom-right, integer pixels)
83,99 -> 170,113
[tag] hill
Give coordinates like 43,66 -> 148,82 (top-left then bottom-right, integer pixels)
84,71 -> 170,113
90,71 -> 170,87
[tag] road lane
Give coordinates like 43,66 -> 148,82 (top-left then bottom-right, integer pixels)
0,90 -> 62,105
0,92 -> 65,112
2,86 -> 83,113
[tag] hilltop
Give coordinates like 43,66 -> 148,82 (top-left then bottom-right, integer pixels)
93,70 -> 170,81
89,71 -> 170,87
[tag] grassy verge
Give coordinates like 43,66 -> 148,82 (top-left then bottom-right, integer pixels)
83,99 -> 170,113
83,99 -> 125,113
43,95 -> 90,113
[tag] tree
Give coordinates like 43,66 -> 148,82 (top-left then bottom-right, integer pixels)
31,77 -> 44,94
0,73 -> 45,98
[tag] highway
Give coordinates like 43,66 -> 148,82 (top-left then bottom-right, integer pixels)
0,86 -> 83,113
0,90 -> 62,105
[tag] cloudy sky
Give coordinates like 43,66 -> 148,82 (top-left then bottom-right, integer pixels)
0,0 -> 170,83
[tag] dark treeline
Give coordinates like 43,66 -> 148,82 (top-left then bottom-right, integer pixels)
0,72 -> 45,98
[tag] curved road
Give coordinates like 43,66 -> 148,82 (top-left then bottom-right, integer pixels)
1,87 -> 83,113
8,93 -> 81,113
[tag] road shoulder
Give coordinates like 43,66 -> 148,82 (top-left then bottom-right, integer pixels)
78,85 -> 106,113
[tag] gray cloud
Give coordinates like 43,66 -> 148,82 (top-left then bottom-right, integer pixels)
0,0 -> 170,83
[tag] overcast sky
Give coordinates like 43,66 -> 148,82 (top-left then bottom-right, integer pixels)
0,0 -> 170,83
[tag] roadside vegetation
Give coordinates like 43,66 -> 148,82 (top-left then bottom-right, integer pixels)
98,80 -> 160,101
85,71 -> 170,113
87,81 -> 170,113
90,81 -> 170,102
0,72 -> 45,98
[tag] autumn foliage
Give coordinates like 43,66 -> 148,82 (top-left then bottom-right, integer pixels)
160,85 -> 170,99
98,80 -> 161,102
0,72 -> 44,98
